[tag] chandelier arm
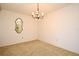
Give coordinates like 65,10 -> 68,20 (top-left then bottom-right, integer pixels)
37,3 -> 39,11
32,3 -> 44,20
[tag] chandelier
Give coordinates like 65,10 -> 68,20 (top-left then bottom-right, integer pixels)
32,3 -> 44,20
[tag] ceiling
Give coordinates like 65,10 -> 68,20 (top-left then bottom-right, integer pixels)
0,3 -> 71,15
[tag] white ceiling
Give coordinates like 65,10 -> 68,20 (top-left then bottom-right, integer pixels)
0,3 -> 71,15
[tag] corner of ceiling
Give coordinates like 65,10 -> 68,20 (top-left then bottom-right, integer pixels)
47,3 -> 72,15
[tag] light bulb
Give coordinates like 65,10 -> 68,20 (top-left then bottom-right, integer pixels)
41,12 -> 44,16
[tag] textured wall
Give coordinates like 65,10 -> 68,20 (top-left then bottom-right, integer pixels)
0,10 -> 37,47
38,4 -> 79,54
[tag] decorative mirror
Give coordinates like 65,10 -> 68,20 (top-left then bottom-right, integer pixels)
15,18 -> 23,34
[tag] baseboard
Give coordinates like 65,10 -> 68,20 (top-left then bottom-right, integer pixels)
39,39 -> 79,54
0,37 -> 37,47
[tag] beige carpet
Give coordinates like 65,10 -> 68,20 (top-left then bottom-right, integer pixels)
0,40 -> 79,56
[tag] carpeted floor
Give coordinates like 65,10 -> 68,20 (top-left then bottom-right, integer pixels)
0,40 -> 79,56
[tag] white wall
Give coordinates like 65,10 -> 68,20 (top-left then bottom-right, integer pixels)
0,10 -> 37,47
38,4 -> 79,54
0,11 -> 2,43
0,4 -> 79,54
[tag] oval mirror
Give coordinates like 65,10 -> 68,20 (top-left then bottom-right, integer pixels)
15,18 -> 23,34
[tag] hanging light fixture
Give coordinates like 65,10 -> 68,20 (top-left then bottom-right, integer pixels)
32,3 -> 44,20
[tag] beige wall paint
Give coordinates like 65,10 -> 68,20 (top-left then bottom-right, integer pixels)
0,10 -> 37,47
0,11 -> 2,44
0,3 -> 79,54
38,4 -> 79,54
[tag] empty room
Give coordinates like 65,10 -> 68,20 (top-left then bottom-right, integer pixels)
0,3 -> 79,56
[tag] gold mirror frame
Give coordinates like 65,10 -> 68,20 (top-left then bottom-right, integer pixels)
15,18 -> 23,34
